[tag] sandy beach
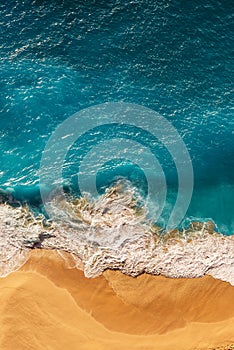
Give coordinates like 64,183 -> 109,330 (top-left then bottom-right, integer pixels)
1,1 -> 233,349
0,249 -> 233,350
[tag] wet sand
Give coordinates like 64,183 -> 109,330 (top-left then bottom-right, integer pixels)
0,249 -> 233,350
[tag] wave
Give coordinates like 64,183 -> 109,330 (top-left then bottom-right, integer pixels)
0,180 -> 233,285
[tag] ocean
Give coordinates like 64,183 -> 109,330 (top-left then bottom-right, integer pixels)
0,0 -> 233,234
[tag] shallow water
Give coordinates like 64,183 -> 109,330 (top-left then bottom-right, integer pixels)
0,0 -> 233,233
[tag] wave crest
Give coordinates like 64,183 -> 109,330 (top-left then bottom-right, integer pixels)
0,182 -> 234,285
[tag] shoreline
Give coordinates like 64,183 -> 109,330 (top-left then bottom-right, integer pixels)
0,200 -> 234,285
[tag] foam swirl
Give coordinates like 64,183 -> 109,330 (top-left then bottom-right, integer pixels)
0,183 -> 233,285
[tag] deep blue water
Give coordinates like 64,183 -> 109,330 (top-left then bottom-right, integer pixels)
0,0 -> 233,233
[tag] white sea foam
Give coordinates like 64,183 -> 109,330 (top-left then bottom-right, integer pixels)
0,181 -> 234,285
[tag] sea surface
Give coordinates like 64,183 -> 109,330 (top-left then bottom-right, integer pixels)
0,0 -> 233,234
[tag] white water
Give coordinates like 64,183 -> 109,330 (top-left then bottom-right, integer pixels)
0,181 -> 234,285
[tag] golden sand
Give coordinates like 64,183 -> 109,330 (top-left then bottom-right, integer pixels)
0,249 -> 233,350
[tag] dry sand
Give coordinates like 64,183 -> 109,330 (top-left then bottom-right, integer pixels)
0,249 -> 233,350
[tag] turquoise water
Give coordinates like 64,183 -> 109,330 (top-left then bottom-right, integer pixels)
0,0 -> 233,233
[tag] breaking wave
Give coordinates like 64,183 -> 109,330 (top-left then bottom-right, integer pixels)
1,180 -> 233,285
